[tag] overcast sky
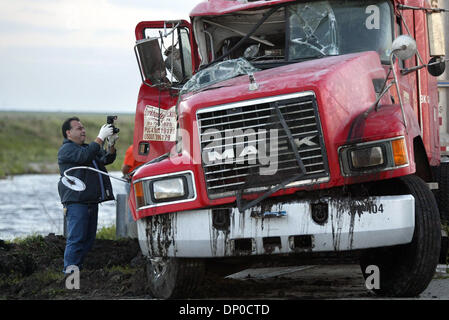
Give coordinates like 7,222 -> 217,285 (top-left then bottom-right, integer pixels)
0,0 -> 204,113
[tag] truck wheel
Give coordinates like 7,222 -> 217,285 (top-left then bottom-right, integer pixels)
433,162 -> 449,223
146,257 -> 205,299
360,175 -> 441,297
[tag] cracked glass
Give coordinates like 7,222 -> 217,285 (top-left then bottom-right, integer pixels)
287,0 -> 393,62
180,57 -> 260,94
288,1 -> 339,59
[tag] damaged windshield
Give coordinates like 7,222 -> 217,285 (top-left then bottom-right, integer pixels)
185,0 -> 393,93
287,0 -> 393,62
288,1 -> 339,58
196,0 -> 393,67
180,57 -> 259,94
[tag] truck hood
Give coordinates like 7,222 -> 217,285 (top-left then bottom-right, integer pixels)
179,51 -> 388,184
180,51 -> 386,115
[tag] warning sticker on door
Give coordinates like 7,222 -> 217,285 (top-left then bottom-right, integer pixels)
143,105 -> 177,141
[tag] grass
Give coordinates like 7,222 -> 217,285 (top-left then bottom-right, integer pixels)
6,226 -> 118,242
106,265 -> 137,275
96,225 -> 117,240
0,111 -> 136,178
7,233 -> 46,245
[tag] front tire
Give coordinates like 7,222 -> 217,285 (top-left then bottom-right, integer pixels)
360,175 -> 441,297
146,257 -> 205,299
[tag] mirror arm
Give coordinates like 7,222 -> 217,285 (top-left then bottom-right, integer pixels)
390,52 -> 408,131
400,64 -> 427,76
374,81 -> 394,112
400,58 -> 449,76
397,12 -> 426,65
373,67 -> 392,111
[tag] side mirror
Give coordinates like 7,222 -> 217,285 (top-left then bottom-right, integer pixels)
427,57 -> 446,77
391,35 -> 417,61
134,38 -> 168,87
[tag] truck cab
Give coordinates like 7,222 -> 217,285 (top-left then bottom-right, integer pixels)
129,0 -> 447,298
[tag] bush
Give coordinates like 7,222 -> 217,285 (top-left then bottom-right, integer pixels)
96,225 -> 116,240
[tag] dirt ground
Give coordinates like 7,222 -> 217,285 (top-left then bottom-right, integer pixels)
1,234 -> 447,300
0,234 -> 149,299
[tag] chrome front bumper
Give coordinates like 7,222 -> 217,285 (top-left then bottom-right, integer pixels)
137,195 -> 415,258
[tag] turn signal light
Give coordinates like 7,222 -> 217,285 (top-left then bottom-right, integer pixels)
134,181 -> 145,209
392,138 -> 408,166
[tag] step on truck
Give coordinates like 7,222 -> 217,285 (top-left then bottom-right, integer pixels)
128,0 -> 449,298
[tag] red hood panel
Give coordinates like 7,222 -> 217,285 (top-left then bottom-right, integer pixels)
179,51 -> 388,190
181,52 -> 385,116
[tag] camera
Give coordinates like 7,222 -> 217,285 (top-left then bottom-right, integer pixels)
107,115 -> 120,134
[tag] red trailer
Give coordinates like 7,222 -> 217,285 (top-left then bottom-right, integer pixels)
129,0 -> 448,298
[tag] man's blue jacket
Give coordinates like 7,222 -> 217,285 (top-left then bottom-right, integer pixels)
58,139 -> 116,205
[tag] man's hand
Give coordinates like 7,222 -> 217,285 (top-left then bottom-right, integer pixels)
121,164 -> 131,177
108,134 -> 119,148
97,124 -> 113,142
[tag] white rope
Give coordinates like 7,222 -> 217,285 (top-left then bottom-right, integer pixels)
64,166 -> 128,183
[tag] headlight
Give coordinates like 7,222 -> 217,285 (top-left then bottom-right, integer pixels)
133,171 -> 196,210
152,177 -> 186,200
350,146 -> 384,168
339,137 -> 408,176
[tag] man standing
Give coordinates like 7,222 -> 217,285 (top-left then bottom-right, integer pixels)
58,117 -> 118,273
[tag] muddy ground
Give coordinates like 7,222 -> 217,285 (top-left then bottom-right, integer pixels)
0,234 -> 149,300
0,234 -> 447,300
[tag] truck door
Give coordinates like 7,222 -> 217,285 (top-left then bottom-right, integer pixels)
133,20 -> 197,163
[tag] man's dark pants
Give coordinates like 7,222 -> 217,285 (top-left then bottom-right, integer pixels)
63,203 -> 98,272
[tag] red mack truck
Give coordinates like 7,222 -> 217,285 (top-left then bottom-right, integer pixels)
128,0 -> 449,298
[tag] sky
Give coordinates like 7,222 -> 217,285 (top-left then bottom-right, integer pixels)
0,0 -> 204,114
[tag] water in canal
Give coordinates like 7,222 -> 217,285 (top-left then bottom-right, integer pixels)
0,172 -> 126,240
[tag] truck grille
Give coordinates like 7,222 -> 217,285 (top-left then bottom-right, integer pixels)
197,91 -> 329,198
